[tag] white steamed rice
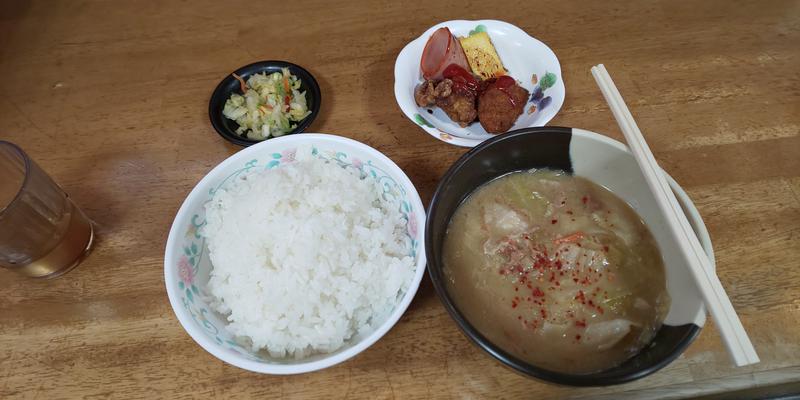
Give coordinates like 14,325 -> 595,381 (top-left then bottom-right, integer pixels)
202,147 -> 415,358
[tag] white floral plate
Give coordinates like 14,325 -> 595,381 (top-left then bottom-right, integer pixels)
164,133 -> 426,374
394,20 -> 565,147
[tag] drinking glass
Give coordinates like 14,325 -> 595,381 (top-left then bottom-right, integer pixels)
0,141 -> 94,278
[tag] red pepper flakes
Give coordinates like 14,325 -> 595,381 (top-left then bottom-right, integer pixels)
603,245 -> 609,252
540,309 -> 548,319
582,196 -> 588,204
575,320 -> 587,328
573,278 -> 579,283
555,281 -> 560,286
532,287 -> 545,297
575,290 -> 586,304
514,287 -> 519,292
588,300 -> 594,307
518,315 -> 522,320
551,219 -> 558,224
566,210 -> 573,215
575,334 -> 582,340
597,306 -> 604,314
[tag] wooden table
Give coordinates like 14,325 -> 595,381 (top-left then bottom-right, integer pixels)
1,0 -> 798,398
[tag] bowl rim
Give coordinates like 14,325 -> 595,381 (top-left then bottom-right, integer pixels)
164,133 -> 427,374
393,19 -> 565,148
424,126 -> 710,386
208,60 -> 322,147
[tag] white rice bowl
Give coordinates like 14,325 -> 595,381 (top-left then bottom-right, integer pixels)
164,134 -> 426,374
202,147 -> 414,358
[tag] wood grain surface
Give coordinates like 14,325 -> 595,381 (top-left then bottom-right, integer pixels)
1,0 -> 799,398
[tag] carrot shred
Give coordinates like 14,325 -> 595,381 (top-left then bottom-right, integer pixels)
553,232 -> 585,245
232,73 -> 248,93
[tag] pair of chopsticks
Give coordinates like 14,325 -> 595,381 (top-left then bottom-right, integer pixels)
590,64 -> 759,367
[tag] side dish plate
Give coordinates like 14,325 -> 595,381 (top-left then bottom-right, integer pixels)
394,20 -> 565,147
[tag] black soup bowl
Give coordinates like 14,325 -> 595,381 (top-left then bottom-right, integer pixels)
425,126 -> 714,386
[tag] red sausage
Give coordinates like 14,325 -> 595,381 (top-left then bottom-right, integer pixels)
420,27 -> 470,80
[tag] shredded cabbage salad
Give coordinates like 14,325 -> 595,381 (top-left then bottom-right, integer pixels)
222,68 -> 311,140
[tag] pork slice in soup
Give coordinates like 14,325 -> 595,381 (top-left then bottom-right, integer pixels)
443,169 -> 670,374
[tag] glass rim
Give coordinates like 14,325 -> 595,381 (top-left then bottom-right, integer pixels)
0,140 -> 32,218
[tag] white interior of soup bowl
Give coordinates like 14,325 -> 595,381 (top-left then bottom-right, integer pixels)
164,134 -> 426,374
570,128 -> 713,328
394,19 -> 565,147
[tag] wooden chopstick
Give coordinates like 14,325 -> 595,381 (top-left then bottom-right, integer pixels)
590,64 -> 759,367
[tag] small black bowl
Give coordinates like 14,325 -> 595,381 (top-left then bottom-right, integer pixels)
209,61 -> 321,147
425,127 -> 706,386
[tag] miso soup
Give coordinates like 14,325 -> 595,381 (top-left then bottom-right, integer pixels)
442,169 -> 670,374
